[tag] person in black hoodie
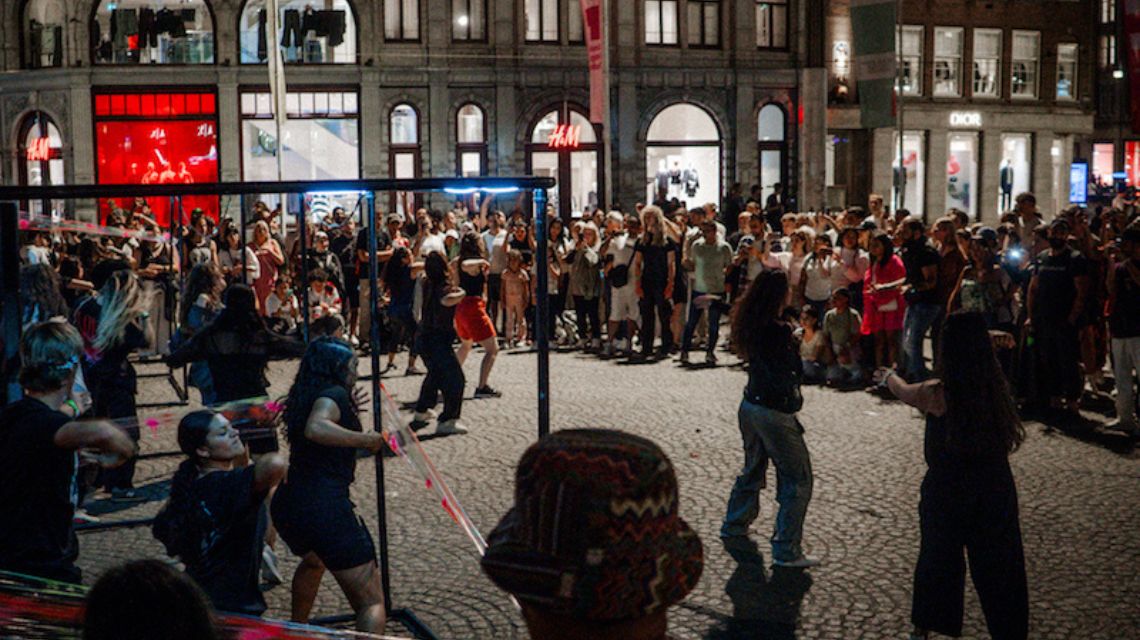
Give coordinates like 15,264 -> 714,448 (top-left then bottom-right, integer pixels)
153,410 -> 287,616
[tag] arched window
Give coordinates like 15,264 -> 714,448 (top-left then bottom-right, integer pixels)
526,103 -> 601,220
390,104 -> 421,215
22,0 -> 66,68
91,0 -> 215,64
239,0 -> 358,64
17,111 -> 65,217
456,103 -> 487,177
646,103 -> 721,207
756,103 -> 787,206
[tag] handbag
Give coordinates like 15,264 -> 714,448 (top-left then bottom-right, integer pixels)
607,241 -> 635,288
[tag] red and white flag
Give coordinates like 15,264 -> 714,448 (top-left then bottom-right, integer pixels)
579,0 -> 609,125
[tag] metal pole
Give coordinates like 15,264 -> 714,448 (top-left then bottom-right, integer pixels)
534,188 -> 550,439
365,190 -> 393,614
299,204 -> 310,342
895,0 -> 905,213
1,202 -> 21,404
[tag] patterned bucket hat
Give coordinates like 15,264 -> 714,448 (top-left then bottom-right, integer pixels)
481,429 -> 704,621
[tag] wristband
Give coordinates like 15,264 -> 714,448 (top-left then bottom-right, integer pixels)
64,399 -> 80,416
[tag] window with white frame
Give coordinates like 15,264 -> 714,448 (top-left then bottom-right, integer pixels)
688,0 -> 719,47
526,0 -> 558,42
645,1 -> 679,45
452,0 -> 485,41
385,0 -> 419,41
1100,34 -> 1117,69
899,26 -> 924,96
755,0 -> 787,49
1056,43 -> 1077,101
1011,31 -> 1039,99
456,103 -> 486,176
1101,0 -> 1116,23
972,29 -> 1001,98
933,27 -> 963,97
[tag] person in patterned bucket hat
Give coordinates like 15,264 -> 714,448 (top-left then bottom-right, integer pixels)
481,429 -> 703,640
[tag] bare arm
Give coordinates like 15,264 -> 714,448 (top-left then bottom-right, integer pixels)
252,452 -> 288,493
55,420 -> 137,463
304,397 -> 384,451
882,373 -> 947,417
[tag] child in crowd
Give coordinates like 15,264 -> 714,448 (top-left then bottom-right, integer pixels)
502,248 -> 530,348
797,305 -> 828,384
306,269 -> 341,320
823,288 -> 864,386
265,275 -> 299,335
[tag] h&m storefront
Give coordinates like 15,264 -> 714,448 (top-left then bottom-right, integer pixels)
834,105 -> 1091,222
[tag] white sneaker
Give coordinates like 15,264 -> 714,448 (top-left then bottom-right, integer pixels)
261,546 -> 284,586
772,555 -> 821,568
413,409 -> 438,422
435,419 -> 469,435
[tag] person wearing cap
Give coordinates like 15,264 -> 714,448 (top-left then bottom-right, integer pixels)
1026,217 -> 1089,415
722,269 -> 819,568
481,429 -> 703,640
1106,225 -> 1140,437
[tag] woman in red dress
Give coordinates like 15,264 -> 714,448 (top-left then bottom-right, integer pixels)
862,231 -> 907,369
251,220 -> 284,313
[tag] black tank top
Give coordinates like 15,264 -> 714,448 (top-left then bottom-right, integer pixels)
459,268 -> 485,298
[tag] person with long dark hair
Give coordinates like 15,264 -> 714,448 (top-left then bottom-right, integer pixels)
270,338 -> 387,633
74,262 -> 152,502
862,231 -> 907,370
20,263 -> 69,328
875,311 -> 1028,640
152,411 -> 286,615
83,560 -> 219,640
177,263 -> 225,405
380,246 -> 422,374
453,232 -> 501,398
411,251 -> 469,434
721,270 -> 818,568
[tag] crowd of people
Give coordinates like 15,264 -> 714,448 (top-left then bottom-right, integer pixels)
1,181 -> 1139,639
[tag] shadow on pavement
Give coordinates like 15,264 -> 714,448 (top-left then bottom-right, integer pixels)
704,537 -> 813,640
84,478 -> 172,517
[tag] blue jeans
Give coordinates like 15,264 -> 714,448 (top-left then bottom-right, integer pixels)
722,399 -> 814,562
903,303 -> 943,381
680,290 -> 723,355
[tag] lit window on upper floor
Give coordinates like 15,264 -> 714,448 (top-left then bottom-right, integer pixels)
91,0 -> 215,65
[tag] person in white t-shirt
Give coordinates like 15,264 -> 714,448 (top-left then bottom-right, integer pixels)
305,269 -> 341,320
483,211 -> 509,333
414,209 -> 447,258
264,275 -> 300,334
602,213 -> 641,358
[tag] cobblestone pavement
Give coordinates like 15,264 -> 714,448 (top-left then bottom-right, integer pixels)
75,348 -> 1140,639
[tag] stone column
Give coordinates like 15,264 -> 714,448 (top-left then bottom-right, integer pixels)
1033,130 -> 1056,214
980,128 -> 1002,223
799,68 -> 828,210
925,129 -> 947,220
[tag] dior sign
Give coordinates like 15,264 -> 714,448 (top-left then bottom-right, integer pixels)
949,111 -> 983,128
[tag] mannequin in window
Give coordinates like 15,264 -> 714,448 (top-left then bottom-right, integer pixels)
1000,159 -> 1014,211
669,160 -> 683,199
654,160 -> 670,204
682,163 -> 700,199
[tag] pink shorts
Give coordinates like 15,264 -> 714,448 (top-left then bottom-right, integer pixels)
455,297 -> 496,342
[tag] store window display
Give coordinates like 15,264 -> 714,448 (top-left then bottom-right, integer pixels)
22,0 -> 66,68
241,90 -> 360,183
999,134 -> 1031,213
893,131 -> 925,216
757,104 -> 787,206
17,111 -> 66,218
946,133 -> 978,219
239,0 -> 357,63
91,0 -> 215,64
645,103 -> 721,209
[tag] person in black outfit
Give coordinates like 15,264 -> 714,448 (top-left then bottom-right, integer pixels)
73,263 -> 151,501
0,321 -> 135,583
1026,218 -> 1089,414
877,311 -> 1029,640
270,337 -> 387,633
166,284 -> 306,453
411,252 -> 469,434
632,205 -> 677,361
721,270 -> 818,568
153,410 -> 287,616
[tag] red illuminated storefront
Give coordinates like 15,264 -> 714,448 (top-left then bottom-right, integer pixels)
94,89 -> 219,226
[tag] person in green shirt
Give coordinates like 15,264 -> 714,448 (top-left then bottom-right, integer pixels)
680,220 -> 734,365
823,288 -> 864,386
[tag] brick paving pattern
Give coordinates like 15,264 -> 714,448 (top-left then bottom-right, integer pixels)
75,350 -> 1140,639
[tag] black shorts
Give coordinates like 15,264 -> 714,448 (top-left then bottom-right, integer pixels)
343,277 -> 361,309
487,273 -> 502,306
270,483 -> 375,571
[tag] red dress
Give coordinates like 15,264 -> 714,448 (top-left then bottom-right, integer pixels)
861,255 -> 907,334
